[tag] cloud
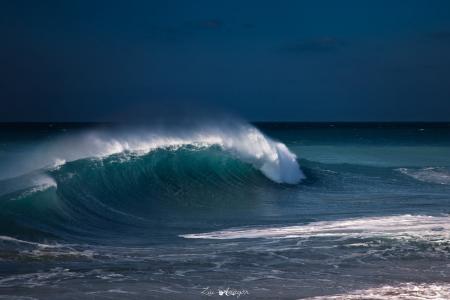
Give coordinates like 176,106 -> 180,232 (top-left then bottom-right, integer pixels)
283,37 -> 344,53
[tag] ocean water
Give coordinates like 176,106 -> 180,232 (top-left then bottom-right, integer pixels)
0,122 -> 450,299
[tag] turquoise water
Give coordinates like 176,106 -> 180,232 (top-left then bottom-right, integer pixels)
0,123 -> 450,299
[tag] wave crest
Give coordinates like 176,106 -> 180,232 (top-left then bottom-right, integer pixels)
82,125 -> 303,184
7,123 -> 304,184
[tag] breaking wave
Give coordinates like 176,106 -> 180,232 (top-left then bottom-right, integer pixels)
0,121 -> 305,241
0,122 -> 304,185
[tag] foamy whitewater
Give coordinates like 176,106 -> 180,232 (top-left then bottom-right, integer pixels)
1,123 -> 450,299
180,214 -> 450,240
304,283 -> 450,300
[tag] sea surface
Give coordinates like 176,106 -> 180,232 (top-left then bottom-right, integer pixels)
0,122 -> 450,299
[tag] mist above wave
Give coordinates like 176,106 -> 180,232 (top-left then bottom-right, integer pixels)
0,121 -> 304,184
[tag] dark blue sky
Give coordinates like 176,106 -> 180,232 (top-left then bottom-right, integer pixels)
1,0 -> 450,121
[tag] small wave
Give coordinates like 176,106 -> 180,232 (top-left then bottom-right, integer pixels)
304,282 -> 450,300
397,167 -> 450,185
180,214 -> 450,241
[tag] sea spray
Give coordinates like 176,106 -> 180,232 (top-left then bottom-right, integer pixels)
1,122 -> 304,184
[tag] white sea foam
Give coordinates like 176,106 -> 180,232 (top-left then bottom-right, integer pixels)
397,167 -> 450,185
3,122 -> 304,184
304,282 -> 450,300
0,235 -> 54,247
180,214 -> 450,240
0,236 -> 94,259
80,125 -> 304,184
0,296 -> 38,300
0,267 -> 78,288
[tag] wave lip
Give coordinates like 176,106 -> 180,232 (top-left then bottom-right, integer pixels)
180,214 -> 450,240
84,125 -> 305,184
